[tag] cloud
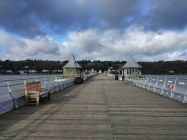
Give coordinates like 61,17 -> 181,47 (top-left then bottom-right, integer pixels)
0,28 -> 187,61
69,28 -> 187,61
69,29 -> 104,52
0,30 -> 60,56
0,30 -> 86,61
1,0 -> 187,39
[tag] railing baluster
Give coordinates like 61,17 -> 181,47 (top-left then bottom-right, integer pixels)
5,79 -> 11,93
44,78 -> 47,85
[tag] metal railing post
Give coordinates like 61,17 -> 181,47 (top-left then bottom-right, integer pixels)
153,77 -> 159,92
5,79 -> 11,93
171,78 -> 177,99
184,91 -> 187,103
44,78 -> 47,87
161,77 -> 167,95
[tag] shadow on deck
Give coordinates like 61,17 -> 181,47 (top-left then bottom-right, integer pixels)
0,75 -> 187,140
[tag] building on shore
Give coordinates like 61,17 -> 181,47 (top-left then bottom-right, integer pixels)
121,55 -> 142,80
29,70 -> 37,74
18,70 -> 26,74
42,70 -> 50,73
6,70 -> 13,73
62,55 -> 82,76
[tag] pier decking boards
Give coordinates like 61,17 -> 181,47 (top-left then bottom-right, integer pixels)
1,75 -> 187,139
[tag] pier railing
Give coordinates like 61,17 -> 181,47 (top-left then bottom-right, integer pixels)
0,75 -> 75,115
123,76 -> 187,103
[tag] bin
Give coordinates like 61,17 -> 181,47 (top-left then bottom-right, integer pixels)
115,75 -> 118,80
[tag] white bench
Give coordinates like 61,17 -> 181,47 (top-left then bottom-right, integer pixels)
124,77 -> 131,84
124,77 -> 129,83
46,83 -> 55,94
148,77 -> 159,92
172,78 -> 187,103
154,77 -> 166,94
161,77 -> 177,98
58,81 -> 64,90
132,77 -> 139,86
135,78 -> 142,87
65,80 -> 70,87
0,92 -> 14,114
139,77 -> 146,88
53,82 -> 60,92
142,77 -> 152,90
129,77 -> 134,84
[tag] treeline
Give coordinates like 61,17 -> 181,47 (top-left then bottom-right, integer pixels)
139,60 -> 187,75
0,60 -> 63,74
0,59 -> 187,75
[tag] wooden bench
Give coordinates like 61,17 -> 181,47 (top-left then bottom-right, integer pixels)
24,81 -> 50,106
74,77 -> 83,84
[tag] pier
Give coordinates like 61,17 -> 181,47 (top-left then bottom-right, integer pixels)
1,74 -> 187,139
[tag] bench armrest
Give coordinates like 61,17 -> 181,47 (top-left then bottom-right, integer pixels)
41,88 -> 50,92
27,91 -> 40,96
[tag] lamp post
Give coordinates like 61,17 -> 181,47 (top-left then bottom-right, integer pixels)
74,61 -> 77,77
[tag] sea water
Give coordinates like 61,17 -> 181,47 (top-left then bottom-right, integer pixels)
0,74 -> 62,94
1,74 -> 187,94
142,75 -> 187,78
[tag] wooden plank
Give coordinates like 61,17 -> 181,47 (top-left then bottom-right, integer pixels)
0,75 -> 187,139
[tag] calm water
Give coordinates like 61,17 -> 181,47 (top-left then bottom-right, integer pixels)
0,74 -> 62,94
117,74 -> 187,78
142,75 -> 187,78
0,74 -> 59,80
0,74 -> 187,94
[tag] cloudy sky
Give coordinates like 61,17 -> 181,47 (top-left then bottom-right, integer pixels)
0,0 -> 187,61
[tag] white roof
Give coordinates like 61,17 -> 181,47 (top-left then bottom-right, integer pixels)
122,55 -> 142,68
107,69 -> 111,72
63,55 -> 82,68
91,68 -> 94,72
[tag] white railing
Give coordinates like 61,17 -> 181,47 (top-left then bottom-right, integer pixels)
0,75 -> 75,115
123,75 -> 187,103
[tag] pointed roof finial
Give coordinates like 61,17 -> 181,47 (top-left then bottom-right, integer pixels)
63,55 -> 82,68
122,55 -> 142,68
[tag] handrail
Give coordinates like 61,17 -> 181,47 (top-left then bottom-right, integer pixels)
123,75 -> 187,103
0,75 -> 68,94
0,75 -> 76,114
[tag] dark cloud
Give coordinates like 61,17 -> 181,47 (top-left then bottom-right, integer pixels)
0,0 -> 139,38
0,0 -> 45,37
0,0 -> 187,38
137,0 -> 187,31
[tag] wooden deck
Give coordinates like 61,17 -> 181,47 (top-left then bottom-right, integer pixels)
0,74 -> 187,140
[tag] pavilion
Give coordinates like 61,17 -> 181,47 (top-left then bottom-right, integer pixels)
90,68 -> 95,74
62,55 -> 82,76
121,55 -> 142,80
98,70 -> 102,74
107,69 -> 111,74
